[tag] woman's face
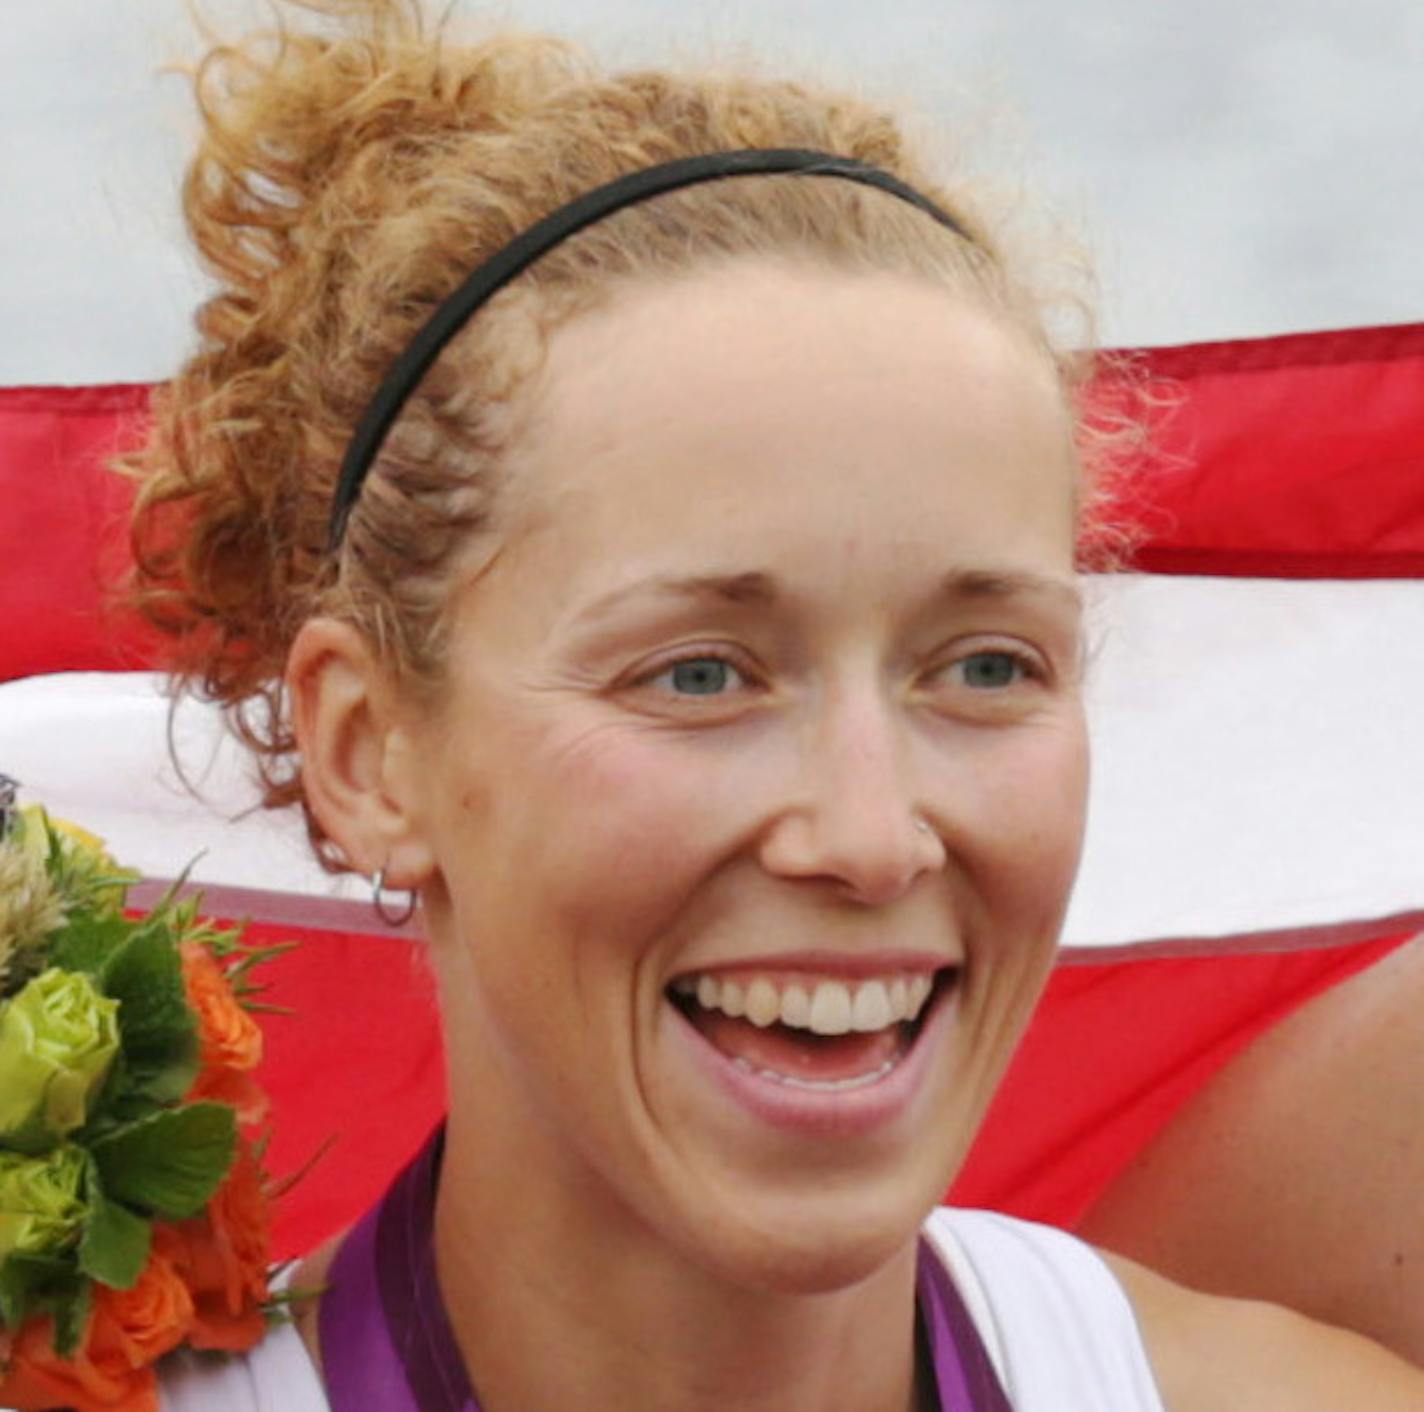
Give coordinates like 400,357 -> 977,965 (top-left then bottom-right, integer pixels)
406,259 -> 1087,1292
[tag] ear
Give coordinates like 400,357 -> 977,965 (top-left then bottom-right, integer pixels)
286,618 -> 436,889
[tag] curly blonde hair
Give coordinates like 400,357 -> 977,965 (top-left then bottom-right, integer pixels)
125,0 -> 1123,863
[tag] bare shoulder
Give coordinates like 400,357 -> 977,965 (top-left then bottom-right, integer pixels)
1081,935 -> 1424,1363
1104,1251 -> 1424,1412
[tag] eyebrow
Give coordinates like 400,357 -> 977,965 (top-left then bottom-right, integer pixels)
941,568 -> 1084,613
572,565 -> 1081,627
576,571 -> 779,624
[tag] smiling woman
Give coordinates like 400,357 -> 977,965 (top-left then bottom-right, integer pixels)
366,266 -> 1088,1318
82,2 -> 1424,1410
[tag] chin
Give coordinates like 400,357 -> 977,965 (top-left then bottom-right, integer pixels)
664,1163 -> 946,1297
743,1233 -> 920,1298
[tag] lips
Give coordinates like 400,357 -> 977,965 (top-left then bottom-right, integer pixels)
662,960 -> 959,1141
667,964 -> 952,1092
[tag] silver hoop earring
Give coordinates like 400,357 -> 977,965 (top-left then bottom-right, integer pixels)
371,867 -> 418,928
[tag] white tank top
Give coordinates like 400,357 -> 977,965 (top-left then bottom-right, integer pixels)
923,1208 -> 1167,1411
155,1211 -> 1165,1411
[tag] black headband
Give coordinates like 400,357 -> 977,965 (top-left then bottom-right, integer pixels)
327,147 -> 971,551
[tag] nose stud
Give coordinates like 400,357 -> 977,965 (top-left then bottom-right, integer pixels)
913,817 -> 933,834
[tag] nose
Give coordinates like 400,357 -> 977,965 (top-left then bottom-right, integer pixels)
758,687 -> 946,906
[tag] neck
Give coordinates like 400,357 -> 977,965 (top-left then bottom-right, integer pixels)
432,1103 -> 928,1412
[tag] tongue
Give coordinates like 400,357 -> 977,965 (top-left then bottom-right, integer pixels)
688,1009 -> 906,1082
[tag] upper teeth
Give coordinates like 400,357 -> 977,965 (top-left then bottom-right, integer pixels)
672,973 -> 936,1035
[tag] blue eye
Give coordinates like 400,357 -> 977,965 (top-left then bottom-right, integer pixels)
955,651 -> 1027,689
660,657 -> 737,695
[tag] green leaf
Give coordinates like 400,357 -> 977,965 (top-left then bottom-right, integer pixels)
86,1053 -> 164,1131
78,1157 -> 152,1291
48,909 -> 132,978
99,927 -> 198,1078
88,924 -> 200,1118
0,1251 -> 77,1333
108,1047 -> 201,1110
0,1252 -> 94,1356
51,1276 -> 93,1357
90,1104 -> 236,1220
0,1253 -> 39,1328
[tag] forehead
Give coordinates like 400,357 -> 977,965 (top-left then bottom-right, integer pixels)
493,260 -> 1077,602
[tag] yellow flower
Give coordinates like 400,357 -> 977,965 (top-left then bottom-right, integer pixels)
48,816 -> 112,864
10,806 -> 131,936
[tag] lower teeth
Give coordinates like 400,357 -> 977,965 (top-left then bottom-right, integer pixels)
730,1055 -> 899,1091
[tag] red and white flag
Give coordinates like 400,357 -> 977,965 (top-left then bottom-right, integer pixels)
5,323 -> 1422,1254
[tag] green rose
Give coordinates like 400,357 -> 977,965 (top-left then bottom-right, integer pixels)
0,1143 -> 87,1263
0,968 -> 120,1151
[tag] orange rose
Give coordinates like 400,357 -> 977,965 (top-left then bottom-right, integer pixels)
186,1063 -> 270,1126
179,942 -> 268,1124
154,1137 -> 270,1353
0,1322 -> 157,1411
97,1248 -> 196,1370
180,943 -> 263,1072
0,1251 -> 191,1412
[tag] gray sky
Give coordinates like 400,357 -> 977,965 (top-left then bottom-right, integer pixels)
2,0 -> 1421,383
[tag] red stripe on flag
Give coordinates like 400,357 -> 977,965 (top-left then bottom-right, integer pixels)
0,383 -> 156,681
236,922 -> 446,1263
1114,321 -> 1424,577
951,930 -> 1413,1227
4,319 -> 1423,684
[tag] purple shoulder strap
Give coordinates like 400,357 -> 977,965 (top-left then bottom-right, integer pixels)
321,1130 -> 477,1412
916,1235 -> 1015,1411
319,1129 -> 1011,1411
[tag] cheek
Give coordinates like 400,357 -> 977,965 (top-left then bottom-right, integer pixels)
943,722 -> 1087,1117
989,715 -> 1087,858
482,719 -> 777,954
950,716 -> 1089,945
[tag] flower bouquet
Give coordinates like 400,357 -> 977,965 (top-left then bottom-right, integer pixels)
0,781 -> 281,1412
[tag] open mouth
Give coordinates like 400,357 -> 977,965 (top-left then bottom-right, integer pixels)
667,968 -> 955,1092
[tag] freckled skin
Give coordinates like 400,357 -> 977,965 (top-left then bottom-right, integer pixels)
300,259 -> 1089,1412
417,263 -> 1086,1290
290,256 -> 1424,1412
